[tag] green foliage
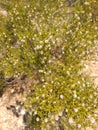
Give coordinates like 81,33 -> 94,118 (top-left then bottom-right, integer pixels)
0,14 -> 7,32
0,71 -> 6,96
25,69 -> 98,129
0,0 -> 98,129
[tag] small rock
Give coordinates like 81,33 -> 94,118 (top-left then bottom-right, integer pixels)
21,109 -> 26,115
11,89 -> 14,93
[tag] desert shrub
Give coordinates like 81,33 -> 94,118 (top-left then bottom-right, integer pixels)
0,0 -> 97,76
0,0 -> 98,129
25,74 -> 98,130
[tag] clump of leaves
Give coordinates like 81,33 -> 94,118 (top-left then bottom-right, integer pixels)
0,0 -> 98,129
24,61 -> 98,129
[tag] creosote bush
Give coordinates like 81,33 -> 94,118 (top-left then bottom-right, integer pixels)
0,0 -> 98,129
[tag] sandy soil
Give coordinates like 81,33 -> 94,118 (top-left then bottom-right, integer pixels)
0,77 -> 33,130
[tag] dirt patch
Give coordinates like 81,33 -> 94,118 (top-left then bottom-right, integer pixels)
84,53 -> 98,85
0,77 -> 33,130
